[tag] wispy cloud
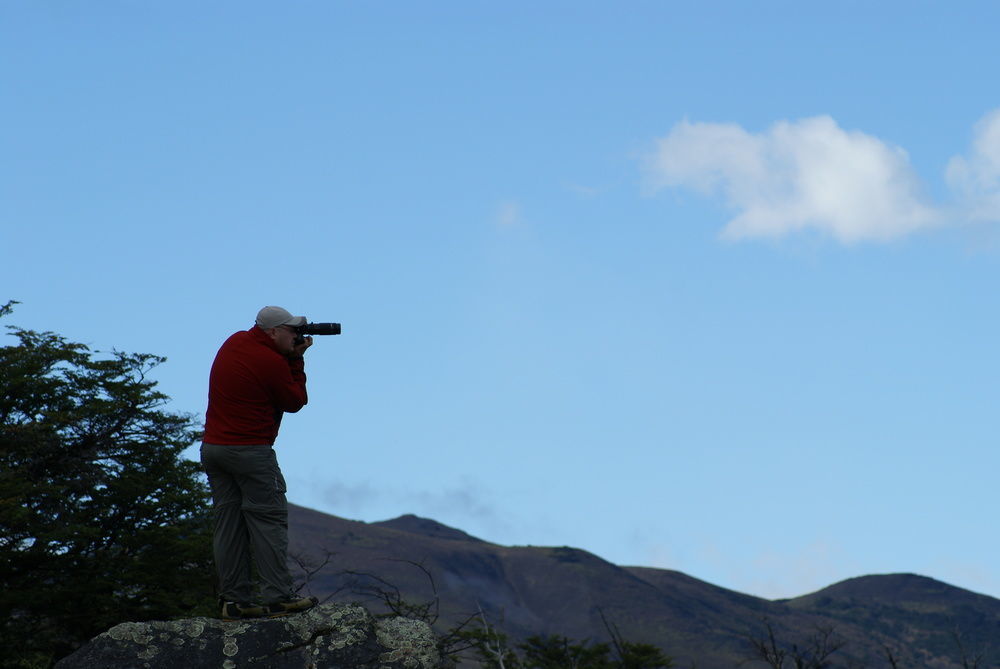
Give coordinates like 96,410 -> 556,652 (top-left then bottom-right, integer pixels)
321,480 -> 382,514
637,532 -> 860,600
748,540 -> 860,600
563,180 -> 607,198
644,116 -> 940,243
946,109 -> 1000,222
927,556 -> 1000,598
321,479 -> 512,538
495,200 -> 521,227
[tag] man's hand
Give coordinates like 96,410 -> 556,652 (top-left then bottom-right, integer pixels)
292,336 -> 313,358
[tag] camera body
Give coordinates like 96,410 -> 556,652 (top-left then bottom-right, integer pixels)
293,322 -> 341,345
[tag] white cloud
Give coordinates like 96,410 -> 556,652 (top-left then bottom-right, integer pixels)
645,116 -> 941,243
946,109 -> 1000,222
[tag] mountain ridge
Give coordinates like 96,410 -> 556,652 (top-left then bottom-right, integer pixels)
288,503 -> 1000,667
372,513 -> 487,543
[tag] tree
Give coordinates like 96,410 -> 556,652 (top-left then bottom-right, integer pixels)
455,604 -> 674,669
599,609 -> 674,669
952,625 -> 987,669
745,619 -> 846,669
519,634 -> 613,668
0,302 -> 215,668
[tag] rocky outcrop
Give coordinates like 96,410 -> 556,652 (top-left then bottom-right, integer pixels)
55,602 -> 443,669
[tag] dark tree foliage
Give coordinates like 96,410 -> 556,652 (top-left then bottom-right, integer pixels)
509,633 -> 673,669
600,609 -> 674,669
0,302 -> 215,668
458,626 -> 674,669
519,634 -> 614,668
613,641 -> 674,669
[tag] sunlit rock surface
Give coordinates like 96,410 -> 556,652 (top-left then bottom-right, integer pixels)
55,602 -> 443,669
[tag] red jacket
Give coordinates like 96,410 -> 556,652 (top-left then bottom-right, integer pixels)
203,326 -> 308,445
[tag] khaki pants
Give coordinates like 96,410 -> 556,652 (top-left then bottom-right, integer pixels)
200,442 -> 294,604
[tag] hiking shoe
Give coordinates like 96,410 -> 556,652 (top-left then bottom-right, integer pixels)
263,596 -> 318,618
220,600 -> 266,620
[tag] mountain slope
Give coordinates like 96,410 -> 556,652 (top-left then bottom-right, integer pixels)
287,503 -> 1000,668
785,574 -> 1000,665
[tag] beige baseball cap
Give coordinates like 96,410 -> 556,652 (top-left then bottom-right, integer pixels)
255,306 -> 307,329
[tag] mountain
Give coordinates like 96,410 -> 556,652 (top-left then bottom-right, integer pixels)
287,503 -> 1000,667
784,574 -> 1000,665
372,514 -> 485,543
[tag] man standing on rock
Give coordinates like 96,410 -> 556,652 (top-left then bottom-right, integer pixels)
201,306 -> 319,620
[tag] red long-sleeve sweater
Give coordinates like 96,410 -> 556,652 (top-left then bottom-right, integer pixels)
203,326 -> 307,445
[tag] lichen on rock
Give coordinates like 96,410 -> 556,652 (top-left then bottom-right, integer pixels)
55,602 -> 444,669
375,617 -> 441,668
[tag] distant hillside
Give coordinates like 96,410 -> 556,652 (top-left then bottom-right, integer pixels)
785,574 -> 1000,665
288,503 -> 1000,668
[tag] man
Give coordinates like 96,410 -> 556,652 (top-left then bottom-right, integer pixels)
201,305 -> 319,620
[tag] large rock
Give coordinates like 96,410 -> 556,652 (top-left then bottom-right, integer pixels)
55,602 -> 443,669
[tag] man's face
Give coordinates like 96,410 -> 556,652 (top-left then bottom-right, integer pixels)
268,325 -> 299,355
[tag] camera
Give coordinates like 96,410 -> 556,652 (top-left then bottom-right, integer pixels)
298,322 -> 341,336
294,322 -> 341,345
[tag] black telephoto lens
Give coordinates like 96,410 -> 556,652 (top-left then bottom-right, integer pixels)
301,322 -> 341,336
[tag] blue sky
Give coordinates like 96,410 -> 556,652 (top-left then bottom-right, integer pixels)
4,1 -> 1000,601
